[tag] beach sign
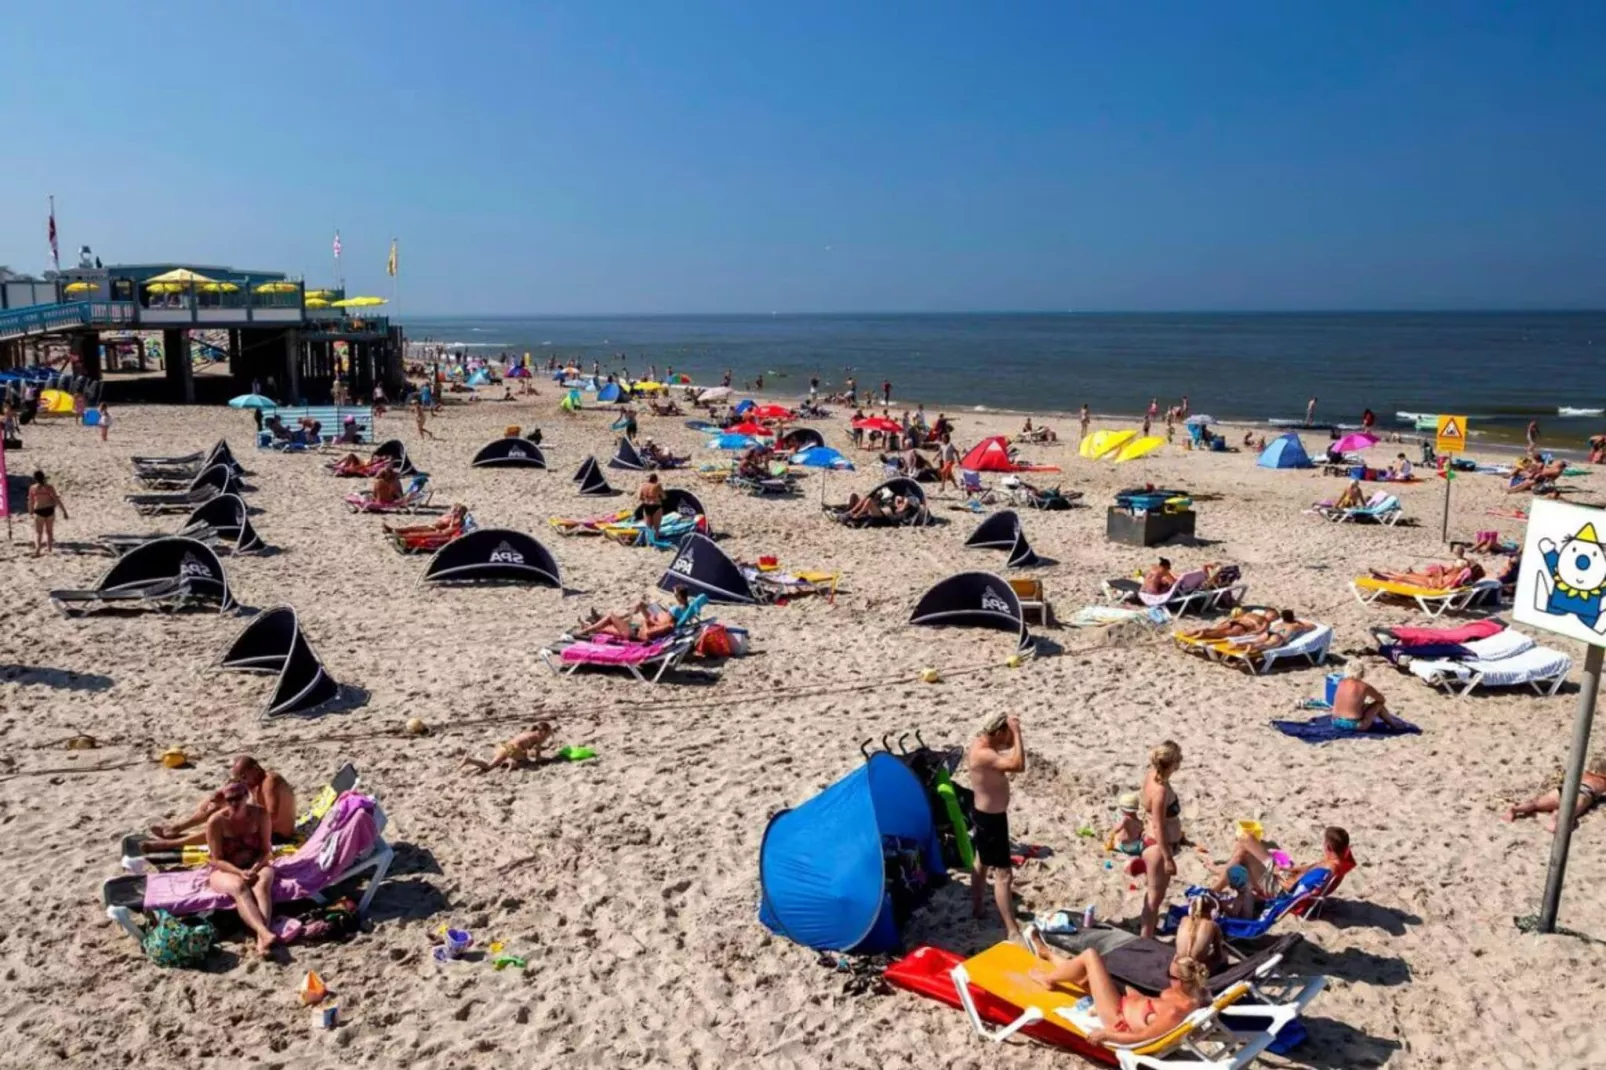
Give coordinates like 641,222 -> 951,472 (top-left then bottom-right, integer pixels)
1515,499 -> 1606,648
1435,414 -> 1467,454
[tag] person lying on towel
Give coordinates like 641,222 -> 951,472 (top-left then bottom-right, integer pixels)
1236,610 -> 1312,652
1504,754 -> 1606,832
1331,662 -> 1408,732
143,756 -> 296,853
1370,556 -> 1481,589
1179,606 -> 1277,641
842,491 -> 907,522
1026,945 -> 1209,1048
331,452 -> 385,476
384,503 -> 467,537
1200,826 -> 1350,899
640,440 -> 687,467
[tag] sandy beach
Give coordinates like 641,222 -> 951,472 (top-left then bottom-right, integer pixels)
2,389 -> 1604,1070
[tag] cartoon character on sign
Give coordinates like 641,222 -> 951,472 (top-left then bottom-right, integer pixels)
1535,522 -> 1606,634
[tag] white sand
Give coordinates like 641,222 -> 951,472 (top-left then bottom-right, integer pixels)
1,393 -> 1603,1068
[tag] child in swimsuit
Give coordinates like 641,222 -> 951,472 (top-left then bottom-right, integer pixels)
1108,792 -> 1144,857
458,722 -> 554,776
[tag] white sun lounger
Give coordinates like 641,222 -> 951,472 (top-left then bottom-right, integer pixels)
1104,570 -> 1212,620
1350,576 -> 1502,618
1407,645 -> 1571,696
1215,624 -> 1333,675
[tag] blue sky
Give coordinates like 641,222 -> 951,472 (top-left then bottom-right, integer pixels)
3,2 -> 1603,313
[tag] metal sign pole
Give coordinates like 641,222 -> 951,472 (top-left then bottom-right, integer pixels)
1441,473 -> 1451,544
1539,643 -> 1603,932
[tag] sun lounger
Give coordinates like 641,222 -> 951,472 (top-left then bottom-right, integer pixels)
131,450 -> 203,468
1350,576 -> 1502,618
125,486 -> 222,516
538,631 -> 699,684
943,940 -> 1276,1067
1406,644 -> 1571,696
100,526 -> 222,556
1316,492 -> 1402,525
103,792 -> 391,943
1164,868 -> 1336,943
1103,569 -> 1211,619
49,577 -> 202,616
346,476 -> 432,514
1213,624 -> 1333,674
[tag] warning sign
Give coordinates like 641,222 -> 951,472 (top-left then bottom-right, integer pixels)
1435,414 -> 1468,455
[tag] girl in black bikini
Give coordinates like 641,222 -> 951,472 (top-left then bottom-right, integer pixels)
26,471 -> 67,557
1139,741 -> 1184,940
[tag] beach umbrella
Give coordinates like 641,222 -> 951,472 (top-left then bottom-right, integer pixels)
228,393 -> 277,410
852,416 -> 901,433
726,421 -> 774,437
752,404 -> 795,420
1332,432 -> 1379,454
1184,414 -> 1215,427
791,446 -> 854,470
1112,435 -> 1165,463
254,281 -> 299,294
200,282 -> 240,293
331,296 -> 387,308
305,289 -> 336,299
696,386 -> 732,401
63,281 -> 98,294
144,268 -> 216,285
145,282 -> 186,294
632,380 -> 665,393
304,298 -> 330,308
709,433 -> 759,451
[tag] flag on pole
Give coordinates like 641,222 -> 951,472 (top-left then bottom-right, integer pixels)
387,238 -> 398,277
48,197 -> 59,272
332,230 -> 342,260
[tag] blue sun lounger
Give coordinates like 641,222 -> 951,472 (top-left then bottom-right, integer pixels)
1162,868 -> 1333,942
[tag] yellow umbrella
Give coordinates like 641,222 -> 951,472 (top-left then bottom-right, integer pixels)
305,289 -> 335,299
1078,429 -> 1136,460
633,380 -> 665,392
254,281 -> 299,294
200,282 -> 239,293
330,296 -> 387,308
144,268 -> 216,286
146,282 -> 186,294
304,298 -> 330,308
64,281 -> 98,294
1112,435 -> 1165,463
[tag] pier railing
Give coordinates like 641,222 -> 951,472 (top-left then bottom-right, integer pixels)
0,301 -> 137,343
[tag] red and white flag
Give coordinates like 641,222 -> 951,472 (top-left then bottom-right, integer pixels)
332,230 -> 342,260
48,196 -> 59,271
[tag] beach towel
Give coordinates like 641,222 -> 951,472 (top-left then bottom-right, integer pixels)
1376,619 -> 1506,648
1271,715 -> 1421,743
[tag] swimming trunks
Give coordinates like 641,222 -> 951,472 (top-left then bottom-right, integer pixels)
972,810 -> 1012,869
33,506 -> 54,519
1333,717 -> 1361,731
1115,840 -> 1144,857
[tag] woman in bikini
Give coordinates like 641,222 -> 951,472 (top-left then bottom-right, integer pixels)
574,600 -> 677,643
638,473 -> 665,537
1139,741 -> 1185,939
27,470 -> 68,556
1372,557 -> 1480,589
371,466 -> 404,504
1028,945 -> 1209,1048
1174,892 -> 1226,968
384,503 -> 467,537
1180,606 -> 1276,642
203,781 -> 279,956
1504,753 -> 1606,832
1334,480 -> 1365,511
1239,609 -> 1314,653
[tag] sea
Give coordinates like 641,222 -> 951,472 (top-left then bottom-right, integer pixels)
400,312 -> 1606,443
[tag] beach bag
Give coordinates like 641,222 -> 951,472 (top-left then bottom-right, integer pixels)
141,910 -> 215,968
724,626 -> 750,657
696,624 -> 733,659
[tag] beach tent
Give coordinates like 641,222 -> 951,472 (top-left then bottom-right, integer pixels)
791,446 -> 854,470
862,476 -> 931,525
471,438 -> 547,469
962,510 -> 1041,568
1079,429 -> 1136,460
661,488 -> 707,520
960,436 -> 1017,472
101,536 -> 234,611
597,382 -> 624,403
419,529 -> 561,588
733,399 -> 756,416
1258,433 -> 1314,470
909,570 -> 1033,652
575,457 -> 615,496
657,532 -> 756,604
184,463 -> 241,497
1112,436 -> 1165,463
758,751 -> 945,953
560,390 -> 582,412
609,436 -> 649,471
215,605 -> 343,718
37,389 -> 75,415
778,427 -> 826,452
183,493 -> 263,554
466,370 -> 490,388
372,439 -> 418,477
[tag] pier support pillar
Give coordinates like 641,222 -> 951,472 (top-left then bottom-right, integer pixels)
69,332 -> 101,381
162,328 -> 193,403
284,330 -> 301,405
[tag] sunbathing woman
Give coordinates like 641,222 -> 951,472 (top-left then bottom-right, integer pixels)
330,452 -> 372,476
1504,753 -> 1606,832
1371,556 -> 1480,589
1202,826 -> 1350,898
384,503 -> 467,536
1027,945 -> 1209,1048
1174,892 -> 1226,968
574,599 -> 679,642
1334,480 -> 1365,511
1180,606 -> 1276,641
203,781 -> 280,957
843,492 -> 896,521
370,467 -> 404,504
1233,610 -> 1313,654
1507,458 -> 1566,494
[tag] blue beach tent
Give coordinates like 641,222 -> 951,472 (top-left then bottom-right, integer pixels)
758,752 -> 945,953
1258,433 -> 1313,470
467,370 -> 490,387
597,382 -> 623,403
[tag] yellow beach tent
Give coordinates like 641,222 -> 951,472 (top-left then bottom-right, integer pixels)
1113,436 -> 1165,463
38,389 -> 77,415
1078,428 -> 1136,460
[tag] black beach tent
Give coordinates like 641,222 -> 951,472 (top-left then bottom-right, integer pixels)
215,605 -> 343,717
183,493 -> 264,554
471,437 -> 547,469
657,532 -> 755,604
419,528 -> 561,587
574,456 -> 615,496
963,509 -> 1041,568
372,439 -> 418,476
909,570 -> 1033,652
778,427 -> 826,452
609,436 -> 649,471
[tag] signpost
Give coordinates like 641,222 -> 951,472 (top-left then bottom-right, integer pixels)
1434,415 -> 1466,543
1512,499 -> 1606,932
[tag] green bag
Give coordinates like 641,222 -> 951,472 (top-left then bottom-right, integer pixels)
141,911 -> 216,968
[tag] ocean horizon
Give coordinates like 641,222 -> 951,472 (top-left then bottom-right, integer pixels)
399,311 -> 1606,442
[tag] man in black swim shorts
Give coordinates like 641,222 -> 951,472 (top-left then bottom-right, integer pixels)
968,711 -> 1027,942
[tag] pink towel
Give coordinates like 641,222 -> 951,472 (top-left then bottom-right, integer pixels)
1384,619 -> 1505,648
561,638 -> 671,666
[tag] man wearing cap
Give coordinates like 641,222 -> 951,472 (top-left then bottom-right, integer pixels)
968,713 -> 1027,941
143,756 -> 296,852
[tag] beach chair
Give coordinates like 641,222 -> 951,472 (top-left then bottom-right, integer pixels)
746,567 -> 840,605
103,793 -> 392,943
1199,566 -> 1248,612
538,631 -> 699,684
947,941 -> 1275,1068
99,527 -> 221,557
1405,643 -> 1571,696
1103,569 -> 1211,619
1009,577 -> 1052,626
1212,624 -> 1333,675
1329,493 -> 1402,525
1350,576 -> 1502,618
49,577 -> 205,617
1163,869 -> 1337,945
345,476 -> 433,514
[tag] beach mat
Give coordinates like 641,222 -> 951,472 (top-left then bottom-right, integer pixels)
1271,714 -> 1420,743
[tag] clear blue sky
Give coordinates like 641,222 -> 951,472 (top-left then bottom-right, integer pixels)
3,2 -> 1603,313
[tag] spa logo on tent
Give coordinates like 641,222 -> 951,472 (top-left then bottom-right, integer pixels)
508,446 -> 528,458
489,541 -> 526,565
672,549 -> 696,575
980,590 -> 1012,615
179,553 -> 211,578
